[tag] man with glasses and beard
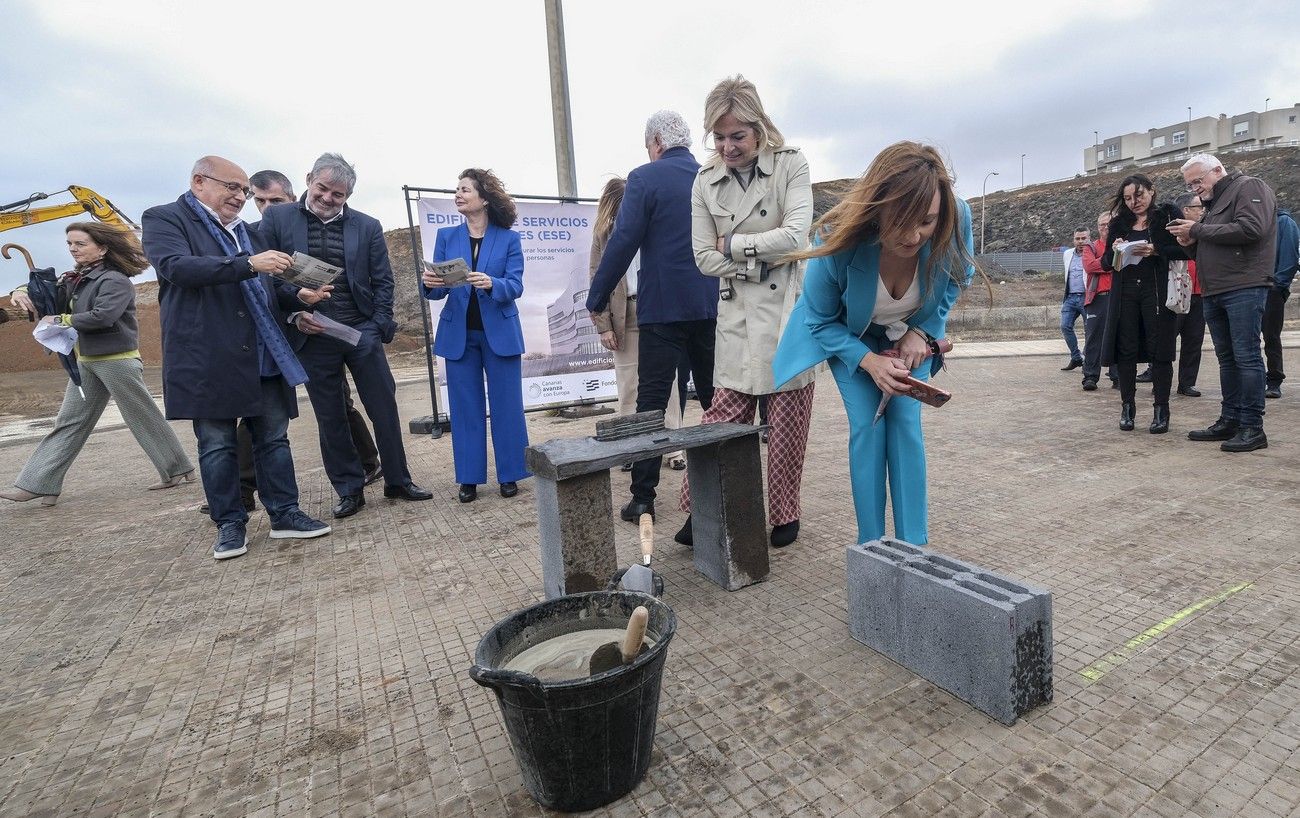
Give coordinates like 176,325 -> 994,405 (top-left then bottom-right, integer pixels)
1167,153 -> 1277,452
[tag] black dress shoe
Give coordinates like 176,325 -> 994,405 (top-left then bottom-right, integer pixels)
770,520 -> 800,548
1149,405 -> 1170,434
620,500 -> 654,522
1082,379 -> 1098,391
1177,386 -> 1202,397
1221,427 -> 1268,452
458,484 -> 478,503
674,516 -> 693,546
384,483 -> 433,501
1061,358 -> 1084,371
363,464 -> 383,486
1110,380 -> 1120,389
1188,418 -> 1239,442
1265,385 -> 1282,399
1135,368 -> 1152,383
332,494 -> 365,519
499,481 -> 518,498
1120,402 -> 1135,431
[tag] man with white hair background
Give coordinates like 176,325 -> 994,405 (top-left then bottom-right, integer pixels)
586,110 -> 720,522
1167,153 -> 1277,452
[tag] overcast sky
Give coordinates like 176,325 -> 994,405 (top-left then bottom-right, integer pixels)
3,0 -> 1298,294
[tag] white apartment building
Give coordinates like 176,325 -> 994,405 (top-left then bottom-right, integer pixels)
1083,104 -> 1300,173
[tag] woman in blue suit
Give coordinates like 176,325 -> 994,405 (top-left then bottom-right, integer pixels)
421,169 -> 530,503
773,142 -> 974,544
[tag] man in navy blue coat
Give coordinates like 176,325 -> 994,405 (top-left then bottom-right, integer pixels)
142,155 -> 331,560
258,153 -> 430,519
587,110 -> 719,521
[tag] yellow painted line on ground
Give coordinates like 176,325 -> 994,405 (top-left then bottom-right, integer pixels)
1079,582 -> 1254,683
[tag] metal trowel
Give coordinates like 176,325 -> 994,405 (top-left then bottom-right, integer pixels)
619,514 -> 659,595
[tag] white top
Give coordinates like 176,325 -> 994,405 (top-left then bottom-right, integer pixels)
872,272 -> 923,340
625,251 -> 641,297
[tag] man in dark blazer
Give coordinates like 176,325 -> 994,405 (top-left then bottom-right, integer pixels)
142,155 -> 332,560
259,153 -> 430,519
586,110 -> 719,522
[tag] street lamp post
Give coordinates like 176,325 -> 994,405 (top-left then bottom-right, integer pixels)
1265,98 -> 1270,112
980,171 -> 999,255
1020,154 -> 1026,189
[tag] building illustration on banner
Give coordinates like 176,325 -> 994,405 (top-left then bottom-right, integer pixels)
546,265 -> 603,357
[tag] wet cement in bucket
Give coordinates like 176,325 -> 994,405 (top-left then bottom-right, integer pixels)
503,629 -> 657,682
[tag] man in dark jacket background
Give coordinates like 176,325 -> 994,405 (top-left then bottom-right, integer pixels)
1168,153 -> 1277,452
586,110 -> 719,521
1262,208 -> 1298,398
142,155 -> 331,559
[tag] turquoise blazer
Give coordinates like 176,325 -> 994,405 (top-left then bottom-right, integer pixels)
773,198 -> 974,386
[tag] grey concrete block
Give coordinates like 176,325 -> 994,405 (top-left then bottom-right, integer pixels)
535,471 -> 616,600
689,436 -> 768,591
847,537 -> 1052,725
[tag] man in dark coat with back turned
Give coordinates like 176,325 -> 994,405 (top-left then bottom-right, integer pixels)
143,155 -> 331,560
258,153 -> 431,519
586,110 -> 719,523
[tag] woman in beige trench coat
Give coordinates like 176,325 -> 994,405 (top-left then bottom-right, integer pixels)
677,75 -> 815,548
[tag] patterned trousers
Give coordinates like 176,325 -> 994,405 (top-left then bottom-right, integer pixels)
15,357 -> 193,496
680,383 -> 815,526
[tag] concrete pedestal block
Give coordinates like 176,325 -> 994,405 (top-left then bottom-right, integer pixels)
688,437 -> 768,591
535,471 -> 616,599
847,537 -> 1052,725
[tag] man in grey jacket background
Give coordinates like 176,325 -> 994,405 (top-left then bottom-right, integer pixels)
1168,153 -> 1277,453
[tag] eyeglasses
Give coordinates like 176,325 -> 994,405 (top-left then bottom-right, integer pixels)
199,174 -> 252,197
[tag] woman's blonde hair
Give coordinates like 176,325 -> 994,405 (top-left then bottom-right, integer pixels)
593,177 -> 627,246
702,75 -> 784,164
789,141 -> 973,289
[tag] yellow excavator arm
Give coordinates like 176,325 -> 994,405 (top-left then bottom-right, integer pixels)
0,186 -> 140,233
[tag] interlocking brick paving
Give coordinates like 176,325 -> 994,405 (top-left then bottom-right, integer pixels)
1,341 -> 1297,817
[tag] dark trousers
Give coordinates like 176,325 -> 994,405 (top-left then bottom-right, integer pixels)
299,323 -> 411,497
630,319 -> 716,504
1263,286 -> 1290,388
1083,291 -> 1117,384
1204,286 -> 1268,428
1116,271 -> 1171,405
235,377 -> 378,502
1175,294 -> 1205,390
193,378 -> 299,526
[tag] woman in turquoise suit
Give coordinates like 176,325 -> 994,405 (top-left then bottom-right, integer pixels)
773,142 -> 974,544
421,168 -> 530,503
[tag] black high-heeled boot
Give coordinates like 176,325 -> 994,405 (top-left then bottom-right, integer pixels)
1149,404 -> 1170,434
1120,402 -> 1136,431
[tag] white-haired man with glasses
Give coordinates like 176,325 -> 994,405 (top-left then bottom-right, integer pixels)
1167,153 -> 1277,452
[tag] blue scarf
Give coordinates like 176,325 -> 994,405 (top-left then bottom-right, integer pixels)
182,192 -> 308,387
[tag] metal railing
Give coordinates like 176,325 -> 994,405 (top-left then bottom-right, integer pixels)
977,252 -> 1063,276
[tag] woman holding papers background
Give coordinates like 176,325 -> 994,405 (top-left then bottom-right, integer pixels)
2,223 -> 194,505
1099,173 -> 1187,434
420,169 -> 529,503
772,142 -> 974,546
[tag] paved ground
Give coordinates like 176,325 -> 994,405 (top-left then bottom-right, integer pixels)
1,336 -> 1298,817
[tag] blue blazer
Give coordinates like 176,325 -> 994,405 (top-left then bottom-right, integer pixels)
422,222 -> 525,360
773,199 -> 974,387
258,200 -> 398,341
585,146 -> 719,324
142,196 -> 302,420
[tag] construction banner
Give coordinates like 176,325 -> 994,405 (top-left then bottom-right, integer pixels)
416,196 -> 616,413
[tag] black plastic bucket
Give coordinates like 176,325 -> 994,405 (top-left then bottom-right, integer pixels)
469,591 -> 676,813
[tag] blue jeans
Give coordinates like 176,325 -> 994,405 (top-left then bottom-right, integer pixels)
1060,292 -> 1085,360
1203,286 -> 1267,428
193,378 -> 301,526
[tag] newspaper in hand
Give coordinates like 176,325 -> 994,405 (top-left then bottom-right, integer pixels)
425,258 -> 470,287
1113,240 -> 1152,270
281,252 -> 343,290
33,320 -> 77,355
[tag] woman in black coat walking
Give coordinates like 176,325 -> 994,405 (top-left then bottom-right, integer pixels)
1100,173 -> 1187,434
